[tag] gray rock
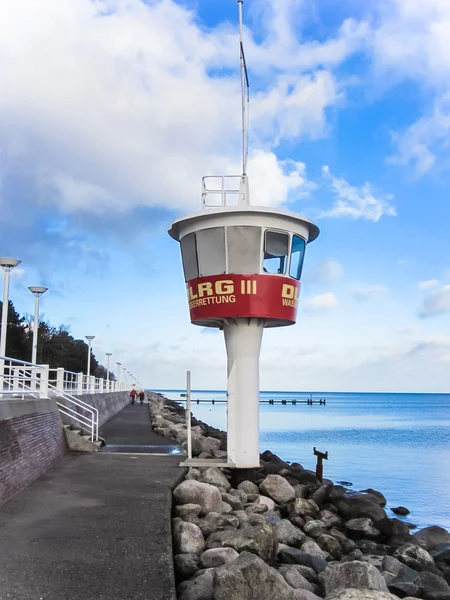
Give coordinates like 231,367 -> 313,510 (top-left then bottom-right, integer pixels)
304,520 -> 326,537
293,591 -> 323,600
311,485 -> 329,507
320,510 -> 342,529
291,498 -> 320,519
221,502 -> 233,514
394,543 -> 435,570
256,494 -> 276,511
200,436 -> 221,456
221,493 -> 243,511
265,510 -> 282,525
294,484 -> 309,498
247,513 -> 266,526
346,518 -> 380,539
174,522 -> 206,555
278,546 -> 328,573
276,519 -> 307,548
213,551 -> 299,600
316,533 -> 343,560
382,556 -> 403,576
206,523 -> 277,563
355,540 -> 387,556
260,474 -> 296,505
185,468 -> 202,481
197,519 -> 217,538
333,494 -> 387,522
174,553 -> 202,581
231,510 -> 250,529
174,480 -> 223,516
200,547 -> 239,568
177,568 -> 214,600
387,564 -> 421,598
359,489 -> 387,507
414,526 -> 450,551
391,506 -> 410,516
431,543 -> 450,563
319,560 -> 388,595
204,512 -> 239,531
174,504 -> 203,520
237,480 -> 259,495
279,565 -> 316,592
360,555 -> 384,571
291,515 -> 307,529
301,539 -> 329,560
325,590 -> 400,600
201,467 -> 231,492
229,488 -> 247,504
419,570 -> 450,600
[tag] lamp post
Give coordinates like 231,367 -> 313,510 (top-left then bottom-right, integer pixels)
105,352 -> 112,391
28,286 -> 48,364
0,258 -> 21,388
85,335 -> 95,375
116,362 -> 122,389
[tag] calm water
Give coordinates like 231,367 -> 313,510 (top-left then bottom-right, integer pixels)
152,390 -> 450,531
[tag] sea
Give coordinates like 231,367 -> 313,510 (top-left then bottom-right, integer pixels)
151,389 -> 450,531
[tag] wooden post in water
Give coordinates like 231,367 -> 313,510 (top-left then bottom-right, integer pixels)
313,447 -> 328,483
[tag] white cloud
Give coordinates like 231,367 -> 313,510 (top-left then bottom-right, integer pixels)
353,284 -> 388,303
387,97 -> 450,175
0,0 -> 355,217
308,259 -> 344,284
418,279 -> 440,291
303,292 -> 338,313
320,166 -> 396,222
418,285 -> 450,318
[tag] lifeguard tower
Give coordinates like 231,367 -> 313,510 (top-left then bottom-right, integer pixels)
169,0 -> 319,469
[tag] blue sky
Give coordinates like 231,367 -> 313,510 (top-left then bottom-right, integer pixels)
1,0 -> 450,392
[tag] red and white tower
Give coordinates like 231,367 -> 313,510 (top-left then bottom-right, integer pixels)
168,1 -> 319,468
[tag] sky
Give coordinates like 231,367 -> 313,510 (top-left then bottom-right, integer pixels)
1,0 -> 450,392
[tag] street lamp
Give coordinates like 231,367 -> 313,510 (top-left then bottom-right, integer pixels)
105,353 -> 112,383
116,362 -> 122,388
85,335 -> 95,375
0,258 -> 21,361
28,286 -> 48,364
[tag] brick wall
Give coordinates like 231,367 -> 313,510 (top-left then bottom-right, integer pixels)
0,399 -> 67,507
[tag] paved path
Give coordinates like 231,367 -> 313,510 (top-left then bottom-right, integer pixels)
0,404 -> 185,600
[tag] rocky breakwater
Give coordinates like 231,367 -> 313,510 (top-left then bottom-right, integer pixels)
149,394 -> 450,600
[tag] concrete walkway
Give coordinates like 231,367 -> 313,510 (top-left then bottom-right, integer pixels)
0,404 -> 185,600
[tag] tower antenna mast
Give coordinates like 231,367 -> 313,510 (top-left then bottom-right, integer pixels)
238,0 -> 249,177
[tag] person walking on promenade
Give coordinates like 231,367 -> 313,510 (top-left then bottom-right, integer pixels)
130,388 -> 137,405
138,390 -> 145,405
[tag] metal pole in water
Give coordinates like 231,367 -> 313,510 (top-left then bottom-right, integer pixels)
186,370 -> 192,460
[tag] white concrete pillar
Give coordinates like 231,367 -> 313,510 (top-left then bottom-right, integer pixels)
56,367 -> 64,392
39,364 -> 49,399
223,318 -> 263,468
76,372 -> 83,395
12,367 -> 19,392
89,375 -> 95,393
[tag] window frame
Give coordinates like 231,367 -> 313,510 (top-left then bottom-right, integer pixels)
180,232 -> 199,282
262,229 -> 290,276
289,234 -> 306,280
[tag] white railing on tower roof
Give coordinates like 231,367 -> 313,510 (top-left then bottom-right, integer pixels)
201,175 -> 249,209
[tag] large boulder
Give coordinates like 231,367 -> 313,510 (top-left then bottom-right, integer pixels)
394,543 -> 435,571
301,540 -> 329,560
359,489 -> 387,507
206,523 -> 277,563
174,504 -> 203,520
333,493 -> 387,522
419,570 -> 450,600
276,519 -> 307,548
200,436 -> 221,455
278,566 -> 316,592
173,522 -> 206,555
237,480 -> 259,495
414,526 -> 450,551
290,498 -> 320,519
431,543 -> 450,563
278,547 -> 328,574
260,474 -> 296,505
385,564 -> 421,597
177,568 -> 214,600
315,533 -> 343,560
213,551 -> 300,600
346,518 -> 380,540
174,480 -> 223,516
200,467 -> 231,492
200,547 -> 239,568
325,591 -> 401,600
319,561 -> 388,596
174,553 -> 202,581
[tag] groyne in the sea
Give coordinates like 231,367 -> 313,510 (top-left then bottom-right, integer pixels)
149,392 -> 450,600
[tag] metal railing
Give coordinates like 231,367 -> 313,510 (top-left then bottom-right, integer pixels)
47,368 -> 127,395
202,175 -> 247,208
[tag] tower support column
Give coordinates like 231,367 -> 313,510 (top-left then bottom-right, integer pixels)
223,318 -> 263,468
